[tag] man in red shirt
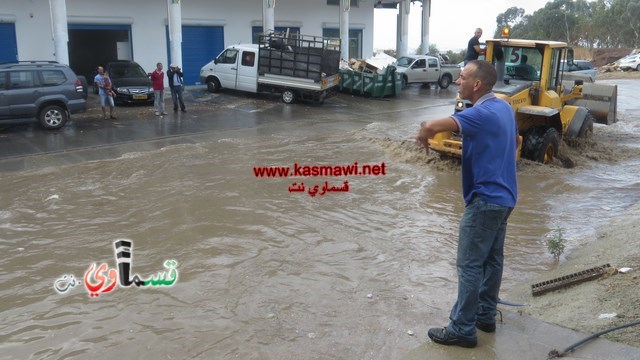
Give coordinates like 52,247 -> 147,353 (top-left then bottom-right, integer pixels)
150,62 -> 168,115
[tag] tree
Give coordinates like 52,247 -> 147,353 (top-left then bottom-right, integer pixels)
492,0 -> 640,48
626,0 -> 640,46
494,7 -> 526,37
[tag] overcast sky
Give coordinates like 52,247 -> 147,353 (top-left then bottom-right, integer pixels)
373,0 -> 560,52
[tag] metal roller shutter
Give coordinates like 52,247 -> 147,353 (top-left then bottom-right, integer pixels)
168,26 -> 224,85
0,23 -> 18,62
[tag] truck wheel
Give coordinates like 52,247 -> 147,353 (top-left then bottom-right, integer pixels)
438,75 -> 452,89
206,78 -> 221,93
522,126 -> 559,164
39,105 -> 68,130
578,113 -> 594,138
281,90 -> 296,104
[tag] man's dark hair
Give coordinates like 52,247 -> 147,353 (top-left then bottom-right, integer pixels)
468,60 -> 497,89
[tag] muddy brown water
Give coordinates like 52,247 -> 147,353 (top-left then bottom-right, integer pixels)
1,80 -> 639,359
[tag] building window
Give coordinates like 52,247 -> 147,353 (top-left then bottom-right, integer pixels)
326,0 -> 359,7
323,28 -> 362,59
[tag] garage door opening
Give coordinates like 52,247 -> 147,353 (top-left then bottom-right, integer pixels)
68,24 -> 132,84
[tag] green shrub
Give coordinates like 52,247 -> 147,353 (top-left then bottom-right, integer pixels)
546,227 -> 566,261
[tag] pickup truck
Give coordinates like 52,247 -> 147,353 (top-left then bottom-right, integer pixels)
561,60 -> 597,82
395,55 -> 461,89
200,33 -> 341,104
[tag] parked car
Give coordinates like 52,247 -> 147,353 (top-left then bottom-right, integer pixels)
561,60 -> 597,82
0,61 -> 87,129
95,61 -> 154,104
618,54 -> 640,71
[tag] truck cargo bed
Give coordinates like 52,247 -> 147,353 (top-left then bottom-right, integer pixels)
258,32 -> 340,81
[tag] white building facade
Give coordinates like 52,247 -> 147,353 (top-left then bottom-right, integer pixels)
1,0 -> 430,85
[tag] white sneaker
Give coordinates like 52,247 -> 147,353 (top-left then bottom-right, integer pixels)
155,111 -> 160,116
161,112 -> 168,115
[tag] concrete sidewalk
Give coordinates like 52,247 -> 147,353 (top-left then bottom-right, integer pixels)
401,311 -> 639,360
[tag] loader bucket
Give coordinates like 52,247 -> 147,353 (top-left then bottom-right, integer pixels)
572,83 -> 618,125
428,131 -> 462,157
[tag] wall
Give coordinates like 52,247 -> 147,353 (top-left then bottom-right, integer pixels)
3,0 -> 375,73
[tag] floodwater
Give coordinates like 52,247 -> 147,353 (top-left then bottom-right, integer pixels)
1,80 -> 639,359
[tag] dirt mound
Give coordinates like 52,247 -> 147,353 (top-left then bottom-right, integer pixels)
591,48 -> 635,67
574,47 -> 635,67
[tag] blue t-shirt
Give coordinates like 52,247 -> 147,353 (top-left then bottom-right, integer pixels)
94,74 -> 106,95
452,93 -> 518,207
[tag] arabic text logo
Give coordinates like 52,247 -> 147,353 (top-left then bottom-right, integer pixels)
54,239 -> 179,298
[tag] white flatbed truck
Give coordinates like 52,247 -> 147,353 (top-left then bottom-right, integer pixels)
200,33 -> 341,104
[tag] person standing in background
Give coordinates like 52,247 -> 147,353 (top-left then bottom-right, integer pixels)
463,28 -> 485,65
167,64 -> 186,112
150,62 -> 168,116
94,66 -> 116,120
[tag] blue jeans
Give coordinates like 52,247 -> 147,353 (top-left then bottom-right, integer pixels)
170,85 -> 185,110
447,196 -> 513,340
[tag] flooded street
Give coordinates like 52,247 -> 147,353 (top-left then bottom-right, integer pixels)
2,80 -> 640,359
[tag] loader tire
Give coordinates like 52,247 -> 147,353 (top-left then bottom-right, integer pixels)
522,126 -> 559,164
578,113 -> 594,138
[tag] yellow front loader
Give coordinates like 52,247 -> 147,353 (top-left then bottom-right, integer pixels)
429,32 -> 617,164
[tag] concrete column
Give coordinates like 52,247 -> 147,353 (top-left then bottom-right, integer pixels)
396,0 -> 409,57
421,0 -> 430,54
263,0 -> 275,33
168,0 -> 183,68
340,0 -> 350,60
49,0 -> 69,65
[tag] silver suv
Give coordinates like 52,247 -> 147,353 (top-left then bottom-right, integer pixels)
0,61 -> 87,129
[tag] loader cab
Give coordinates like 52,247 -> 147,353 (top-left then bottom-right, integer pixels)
495,45 -> 542,82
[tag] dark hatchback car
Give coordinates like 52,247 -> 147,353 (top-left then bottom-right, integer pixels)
96,61 -> 154,104
0,61 -> 87,129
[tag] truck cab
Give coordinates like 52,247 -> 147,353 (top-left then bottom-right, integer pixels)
200,44 -> 258,93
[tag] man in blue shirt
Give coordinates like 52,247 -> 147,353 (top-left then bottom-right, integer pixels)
416,60 -> 519,348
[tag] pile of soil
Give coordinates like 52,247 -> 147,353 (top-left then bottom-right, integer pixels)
591,48 -> 635,67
